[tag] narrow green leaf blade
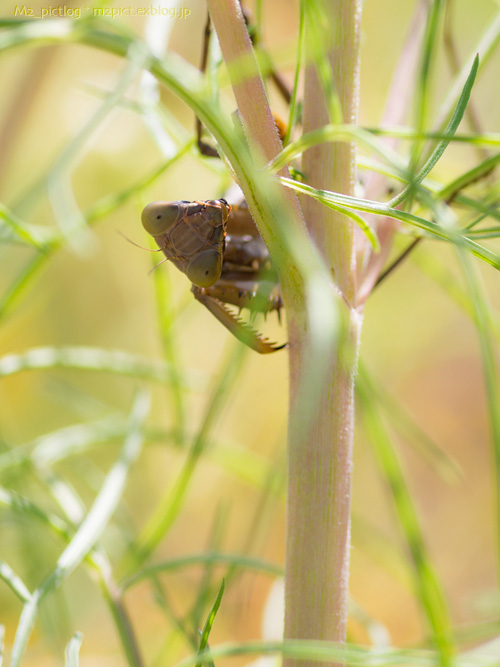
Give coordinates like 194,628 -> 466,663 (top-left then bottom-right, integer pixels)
9,391 -> 149,667
0,345 -> 205,388
357,374 -> 455,663
391,54 -> 479,207
0,202 -> 46,249
122,552 -> 282,590
281,177 -> 500,271
55,390 -> 149,577
0,561 -> 31,603
65,632 -> 83,667
195,579 -> 225,667
131,343 -> 246,569
457,252 -> 500,573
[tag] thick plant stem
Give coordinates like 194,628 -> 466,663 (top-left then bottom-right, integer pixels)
284,1 -> 362,664
205,0 -> 362,661
285,309 -> 362,662
300,0 -> 362,303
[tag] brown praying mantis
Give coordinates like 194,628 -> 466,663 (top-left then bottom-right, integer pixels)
141,198 -> 286,354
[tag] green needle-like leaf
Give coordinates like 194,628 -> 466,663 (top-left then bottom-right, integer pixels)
64,632 -> 83,667
195,579 -> 225,667
390,54 -> 479,207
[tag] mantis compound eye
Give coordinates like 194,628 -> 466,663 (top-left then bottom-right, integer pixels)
186,250 -> 223,287
141,202 -> 181,236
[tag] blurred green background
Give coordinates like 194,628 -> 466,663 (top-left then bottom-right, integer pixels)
1,0 -> 500,664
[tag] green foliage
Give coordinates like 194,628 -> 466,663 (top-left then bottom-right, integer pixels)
64,632 -> 82,667
1,1 -> 500,666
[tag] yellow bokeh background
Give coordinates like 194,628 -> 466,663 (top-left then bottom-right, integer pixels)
1,0 -> 500,664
